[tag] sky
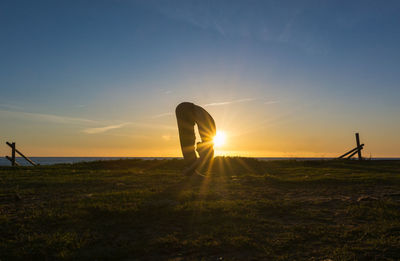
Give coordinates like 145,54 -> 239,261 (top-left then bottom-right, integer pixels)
1,0 -> 400,157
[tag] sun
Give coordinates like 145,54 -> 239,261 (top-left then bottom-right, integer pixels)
213,131 -> 226,148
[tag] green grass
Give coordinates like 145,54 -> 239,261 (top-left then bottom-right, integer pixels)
1,158 -> 400,260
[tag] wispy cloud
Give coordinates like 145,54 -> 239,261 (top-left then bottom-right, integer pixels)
264,100 -> 279,105
0,103 -> 24,111
151,112 -> 174,119
0,109 -> 97,124
162,135 -> 171,141
82,123 -> 131,134
151,2 -> 329,54
1,108 -> 176,136
82,122 -> 176,135
203,98 -> 256,107
133,122 -> 176,130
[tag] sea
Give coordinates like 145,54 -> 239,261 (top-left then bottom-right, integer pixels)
0,157 -> 399,166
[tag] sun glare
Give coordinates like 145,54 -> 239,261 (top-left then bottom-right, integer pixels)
213,131 -> 226,148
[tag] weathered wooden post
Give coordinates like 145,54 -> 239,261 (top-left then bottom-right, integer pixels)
11,142 -> 16,166
338,133 -> 365,160
355,133 -> 362,160
5,142 -> 36,166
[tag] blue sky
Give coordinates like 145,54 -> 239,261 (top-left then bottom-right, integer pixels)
1,0 -> 400,157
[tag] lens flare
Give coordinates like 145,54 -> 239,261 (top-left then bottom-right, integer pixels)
213,131 -> 226,148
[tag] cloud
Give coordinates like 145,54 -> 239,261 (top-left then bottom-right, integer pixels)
0,103 -> 24,111
0,109 -> 97,124
0,108 -> 176,135
82,123 -> 130,134
150,2 -> 331,54
151,2 -> 301,40
264,100 -> 279,105
151,112 -> 174,119
82,122 -> 176,135
162,135 -> 171,141
203,98 -> 256,107
132,122 -> 176,130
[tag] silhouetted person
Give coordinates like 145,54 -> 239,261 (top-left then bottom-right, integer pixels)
175,102 -> 216,175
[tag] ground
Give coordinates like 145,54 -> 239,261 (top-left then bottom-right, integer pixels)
0,158 -> 399,260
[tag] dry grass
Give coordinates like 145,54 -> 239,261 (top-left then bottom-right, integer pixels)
1,158 -> 399,260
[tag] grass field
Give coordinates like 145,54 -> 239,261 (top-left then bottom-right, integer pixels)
1,158 -> 399,260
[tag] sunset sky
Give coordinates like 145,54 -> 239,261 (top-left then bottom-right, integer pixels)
1,0 -> 400,157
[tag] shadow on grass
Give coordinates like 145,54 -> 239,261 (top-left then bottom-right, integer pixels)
1,157 -> 400,260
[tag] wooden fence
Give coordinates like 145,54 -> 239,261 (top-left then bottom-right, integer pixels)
5,142 -> 37,166
338,133 -> 364,160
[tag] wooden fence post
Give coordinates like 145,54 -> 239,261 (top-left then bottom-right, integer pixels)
6,142 -> 36,166
355,133 -> 362,160
338,133 -> 365,160
11,142 -> 16,166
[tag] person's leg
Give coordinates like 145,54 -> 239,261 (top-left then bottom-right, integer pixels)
175,102 -> 197,166
194,105 -> 216,143
194,105 -> 216,170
